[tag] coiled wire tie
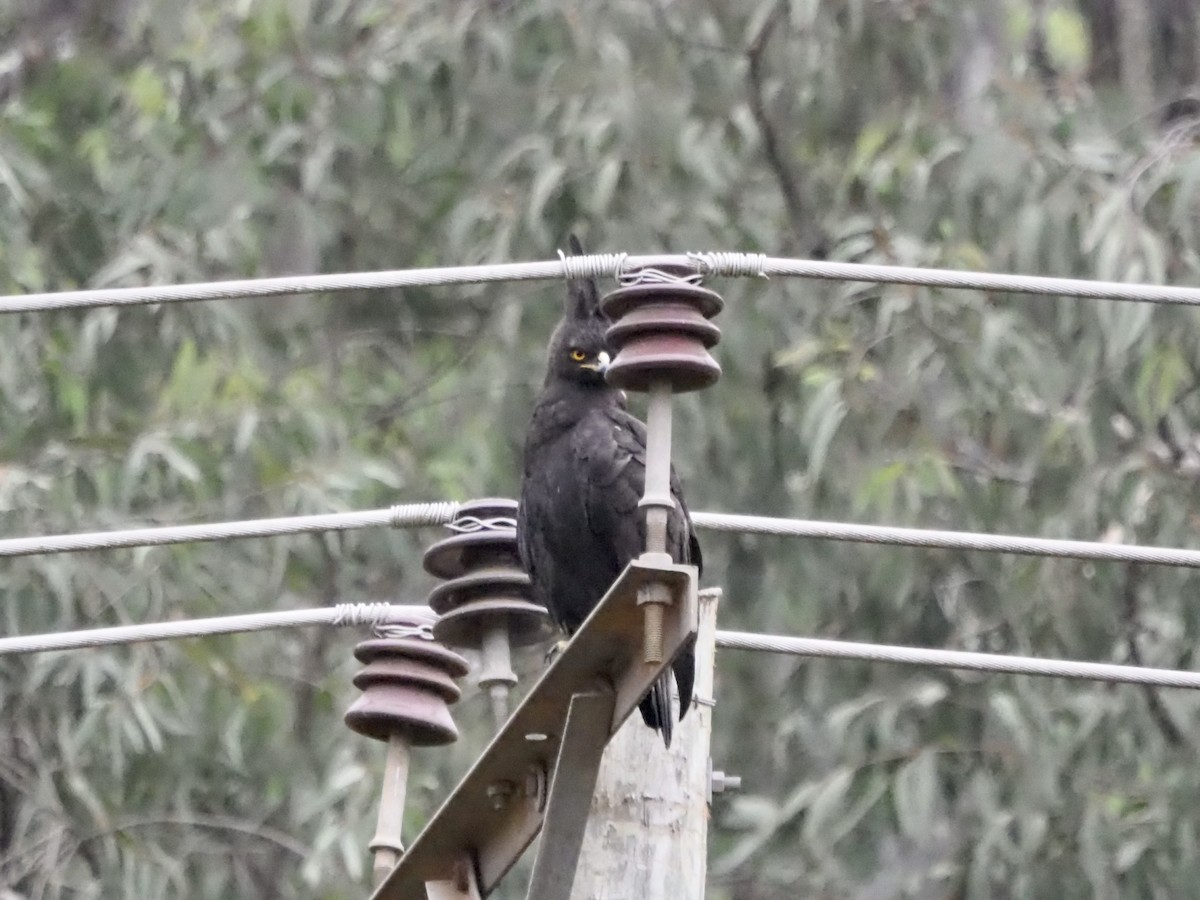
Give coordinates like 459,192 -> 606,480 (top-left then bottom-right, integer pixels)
558,248 -> 630,284
445,516 -> 519,533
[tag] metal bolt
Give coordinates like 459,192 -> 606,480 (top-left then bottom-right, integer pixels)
711,770 -> 742,793
643,599 -> 664,664
486,780 -> 514,811
708,758 -> 743,802
524,765 -> 547,812
638,580 -> 671,664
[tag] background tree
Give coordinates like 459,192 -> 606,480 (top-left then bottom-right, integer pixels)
2,1 -> 1200,897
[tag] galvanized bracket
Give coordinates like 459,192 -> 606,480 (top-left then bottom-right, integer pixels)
369,559 -> 698,900
525,691 -> 615,899
424,856 -> 482,900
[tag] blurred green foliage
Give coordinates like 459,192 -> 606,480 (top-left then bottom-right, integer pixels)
3,0 -> 1200,897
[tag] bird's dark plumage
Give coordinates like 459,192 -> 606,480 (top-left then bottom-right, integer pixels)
517,235 -> 701,748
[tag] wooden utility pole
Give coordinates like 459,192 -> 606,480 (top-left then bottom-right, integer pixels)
571,588 -> 721,900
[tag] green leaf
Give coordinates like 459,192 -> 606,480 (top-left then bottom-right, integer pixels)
127,65 -> 168,119
893,750 -> 938,838
802,767 -> 854,847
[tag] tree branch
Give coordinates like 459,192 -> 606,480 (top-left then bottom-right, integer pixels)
1121,564 -> 1187,746
744,1 -> 815,253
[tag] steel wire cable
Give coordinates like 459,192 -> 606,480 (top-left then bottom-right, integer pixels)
5,505 -> 1198,572
714,630 -> 1200,690
0,501 -> 459,557
5,253 -> 1200,314
0,603 -> 435,656
7,609 -> 1199,693
757,256 -> 1200,307
688,512 -> 1200,568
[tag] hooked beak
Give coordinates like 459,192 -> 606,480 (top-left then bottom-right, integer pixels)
581,351 -> 611,373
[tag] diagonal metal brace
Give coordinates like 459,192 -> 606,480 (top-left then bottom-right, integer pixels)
525,691 -> 615,900
369,559 -> 698,900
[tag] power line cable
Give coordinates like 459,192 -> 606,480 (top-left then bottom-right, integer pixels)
0,502 -> 459,558
689,512 -> 1200,569
7,608 -> 1199,694
5,504 -> 1200,572
714,630 -> 1200,690
0,255 -> 624,314
0,603 -> 434,656
4,253 -> 1200,314
758,256 -> 1200,307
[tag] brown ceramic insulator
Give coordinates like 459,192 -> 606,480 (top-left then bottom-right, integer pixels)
423,498 -> 522,580
344,638 -> 470,746
352,656 -> 462,701
422,499 -> 553,651
428,568 -> 549,649
600,269 -> 724,393
434,597 -> 550,649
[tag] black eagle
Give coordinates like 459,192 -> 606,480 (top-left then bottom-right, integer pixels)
517,236 -> 701,748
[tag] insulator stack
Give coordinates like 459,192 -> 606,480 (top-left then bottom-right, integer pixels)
600,265 -> 724,393
423,498 -> 552,730
600,264 -> 723,663
345,629 -> 469,886
345,637 -> 469,744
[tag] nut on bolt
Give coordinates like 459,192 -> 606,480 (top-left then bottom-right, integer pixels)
486,780 -> 515,811
712,770 -> 742,793
524,765 -> 547,812
707,757 -> 743,802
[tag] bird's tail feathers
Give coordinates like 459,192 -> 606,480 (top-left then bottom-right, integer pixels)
675,633 -> 697,721
638,671 -> 675,748
637,634 -> 698,747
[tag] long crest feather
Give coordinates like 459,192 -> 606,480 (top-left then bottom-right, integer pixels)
565,233 -> 602,322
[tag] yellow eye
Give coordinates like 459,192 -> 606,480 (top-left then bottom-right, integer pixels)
570,349 -> 587,362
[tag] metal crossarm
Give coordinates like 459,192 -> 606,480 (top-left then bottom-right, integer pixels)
370,559 -> 698,900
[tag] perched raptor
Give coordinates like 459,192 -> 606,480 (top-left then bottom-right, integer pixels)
517,236 -> 701,748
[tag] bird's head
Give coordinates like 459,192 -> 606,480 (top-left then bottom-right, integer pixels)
544,234 -> 613,388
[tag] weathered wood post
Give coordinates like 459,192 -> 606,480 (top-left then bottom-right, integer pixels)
571,587 -> 721,900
